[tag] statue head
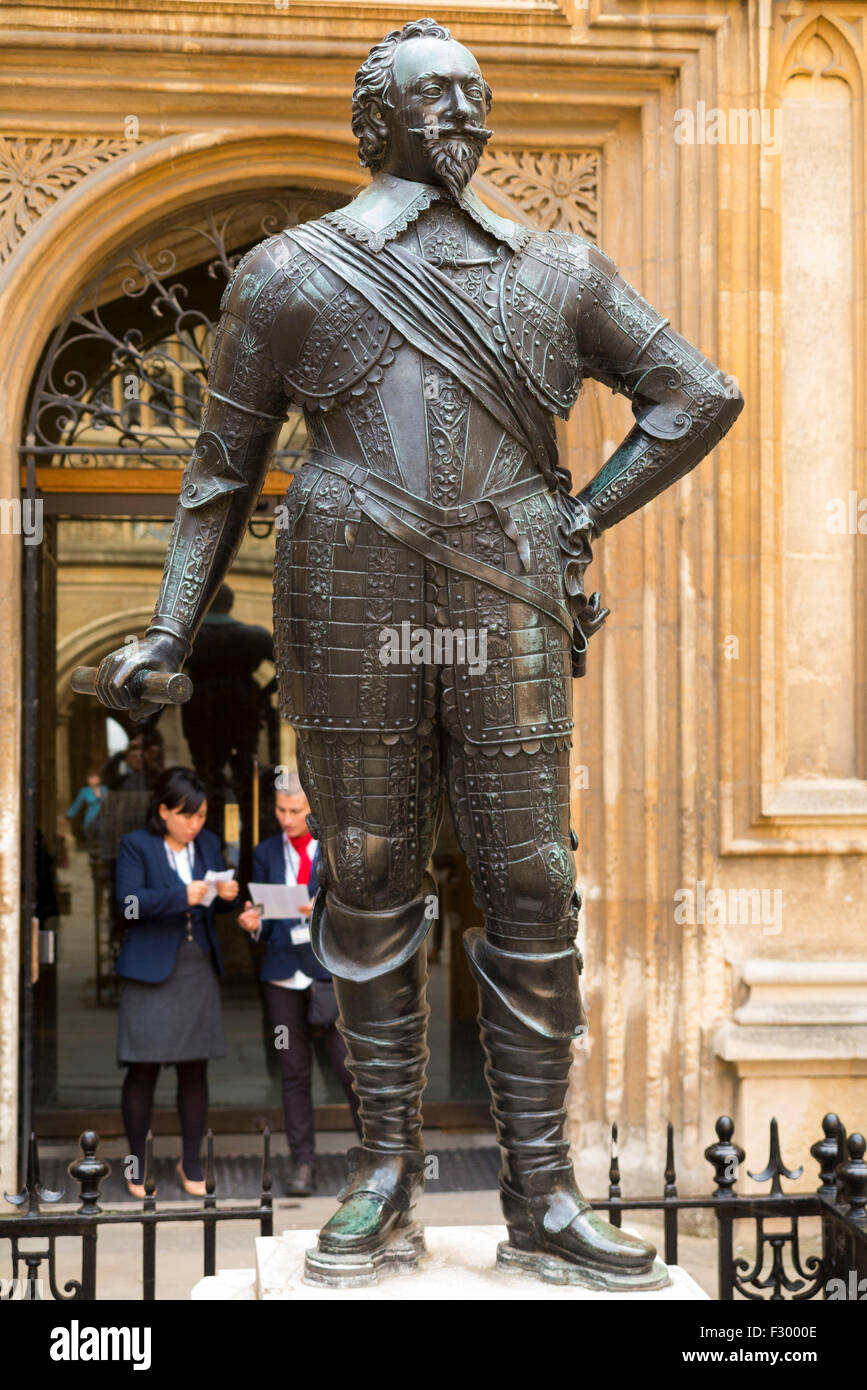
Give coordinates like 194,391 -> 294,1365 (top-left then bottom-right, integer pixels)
352,18 -> 493,200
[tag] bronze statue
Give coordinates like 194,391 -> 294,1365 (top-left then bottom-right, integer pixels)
88,18 -> 743,1288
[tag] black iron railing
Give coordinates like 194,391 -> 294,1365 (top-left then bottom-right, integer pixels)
1,1129 -> 272,1300
595,1113 -> 867,1300
1,1113 -> 864,1300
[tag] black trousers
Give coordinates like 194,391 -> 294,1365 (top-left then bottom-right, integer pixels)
264,982 -> 361,1163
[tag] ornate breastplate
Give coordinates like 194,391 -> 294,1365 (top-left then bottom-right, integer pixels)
268,221 -> 585,426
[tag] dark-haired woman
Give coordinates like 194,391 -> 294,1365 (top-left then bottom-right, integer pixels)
115,767 -> 239,1198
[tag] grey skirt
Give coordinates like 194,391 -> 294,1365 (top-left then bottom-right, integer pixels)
117,938 -> 226,1065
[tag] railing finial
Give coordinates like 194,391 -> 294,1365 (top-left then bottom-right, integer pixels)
810,1112 -> 842,1193
5,1133 -> 63,1214
705,1115 -> 745,1198
837,1132 -> 867,1222
68,1130 -> 110,1216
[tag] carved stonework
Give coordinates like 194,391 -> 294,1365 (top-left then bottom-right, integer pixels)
479,149 -> 599,239
0,135 -> 139,263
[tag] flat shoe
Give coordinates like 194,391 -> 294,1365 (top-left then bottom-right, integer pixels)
177,1161 -> 207,1197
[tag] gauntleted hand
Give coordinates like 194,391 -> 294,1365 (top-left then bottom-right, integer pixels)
555,491 -> 597,598
93,633 -> 189,723
553,491 -> 610,678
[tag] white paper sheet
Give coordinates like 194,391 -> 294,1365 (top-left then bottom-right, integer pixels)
202,868 -> 235,907
247,882 -> 311,920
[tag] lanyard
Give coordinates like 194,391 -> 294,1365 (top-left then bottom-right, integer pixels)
282,835 -> 297,886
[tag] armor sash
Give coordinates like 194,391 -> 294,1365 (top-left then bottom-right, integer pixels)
289,220 -> 562,489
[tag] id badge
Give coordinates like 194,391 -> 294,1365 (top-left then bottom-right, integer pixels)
290,923 -> 311,946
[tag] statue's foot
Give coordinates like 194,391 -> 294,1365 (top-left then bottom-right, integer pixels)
304,1149 -> 426,1287
499,1177 -> 669,1291
317,1191 -> 410,1256
315,1147 -> 424,1257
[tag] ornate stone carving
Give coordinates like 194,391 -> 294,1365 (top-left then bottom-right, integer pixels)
479,149 -> 599,239
0,135 -> 139,263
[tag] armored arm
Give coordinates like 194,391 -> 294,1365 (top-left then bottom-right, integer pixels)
573,244 -> 743,534
147,247 -> 292,656
94,239 -> 294,715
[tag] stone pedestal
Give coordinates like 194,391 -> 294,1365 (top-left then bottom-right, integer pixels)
191,1226 -> 710,1301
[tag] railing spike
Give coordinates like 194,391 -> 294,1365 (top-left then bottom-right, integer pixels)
748,1116 -> 802,1196
608,1122 -> 621,1192
6,1132 -> 64,1213
143,1129 -> 156,1207
205,1129 -> 216,1199
664,1121 -> 676,1195
662,1120 -> 678,1267
261,1126 -> 272,1196
608,1120 -> 622,1226
29,1132 -> 40,1191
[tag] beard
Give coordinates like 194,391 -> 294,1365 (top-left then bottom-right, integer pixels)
420,126 -> 492,201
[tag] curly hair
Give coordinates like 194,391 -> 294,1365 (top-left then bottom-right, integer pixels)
351,18 -> 491,171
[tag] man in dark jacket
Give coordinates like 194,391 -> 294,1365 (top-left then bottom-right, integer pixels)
239,775 -> 360,1195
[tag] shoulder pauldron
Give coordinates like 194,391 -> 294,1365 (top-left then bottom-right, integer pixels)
498,232 -> 583,417
267,239 -> 397,411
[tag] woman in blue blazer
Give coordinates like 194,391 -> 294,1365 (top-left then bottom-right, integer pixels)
115,766 -> 239,1198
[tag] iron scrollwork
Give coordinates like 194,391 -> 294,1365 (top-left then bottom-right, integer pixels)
22,192 -> 343,474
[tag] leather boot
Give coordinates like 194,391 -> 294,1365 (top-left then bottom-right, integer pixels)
312,893 -> 431,1257
465,928 -> 662,1287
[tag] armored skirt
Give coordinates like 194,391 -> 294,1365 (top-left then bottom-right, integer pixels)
116,939 -> 226,1065
273,459 -> 583,748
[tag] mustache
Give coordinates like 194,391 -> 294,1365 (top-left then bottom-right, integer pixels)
409,123 -> 493,144
408,122 -> 493,200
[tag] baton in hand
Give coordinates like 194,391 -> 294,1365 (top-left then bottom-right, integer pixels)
70,667 -> 193,706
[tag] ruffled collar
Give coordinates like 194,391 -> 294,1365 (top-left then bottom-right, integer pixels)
323,170 -> 531,254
